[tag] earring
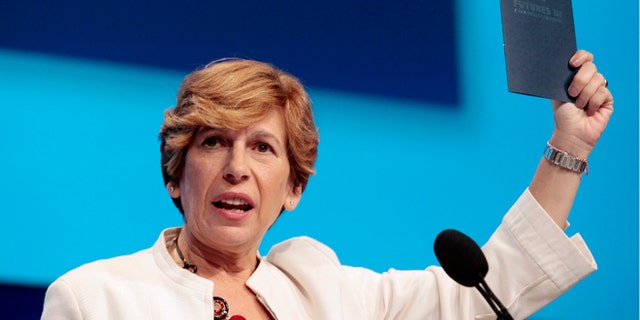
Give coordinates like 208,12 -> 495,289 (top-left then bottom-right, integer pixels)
170,186 -> 175,193
289,200 -> 294,205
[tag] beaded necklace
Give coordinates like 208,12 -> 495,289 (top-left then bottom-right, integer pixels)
175,239 -> 247,320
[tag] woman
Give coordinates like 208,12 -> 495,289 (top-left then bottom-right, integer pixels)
41,50 -> 613,319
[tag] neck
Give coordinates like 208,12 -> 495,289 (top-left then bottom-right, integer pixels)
174,228 -> 260,281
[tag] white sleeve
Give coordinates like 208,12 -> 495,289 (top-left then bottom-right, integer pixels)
263,188 -> 596,319
41,279 -> 84,320
342,188 -> 597,320
480,188 -> 597,319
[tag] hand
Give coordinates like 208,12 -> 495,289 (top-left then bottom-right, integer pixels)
550,50 -> 614,158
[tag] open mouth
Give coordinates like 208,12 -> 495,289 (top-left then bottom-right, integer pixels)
213,198 -> 253,213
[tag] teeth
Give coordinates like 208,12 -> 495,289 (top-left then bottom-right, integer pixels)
220,198 -> 248,206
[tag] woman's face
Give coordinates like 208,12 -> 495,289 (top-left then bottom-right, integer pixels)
172,109 -> 301,252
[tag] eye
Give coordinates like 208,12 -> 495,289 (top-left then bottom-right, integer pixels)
255,142 -> 273,153
202,136 -> 220,148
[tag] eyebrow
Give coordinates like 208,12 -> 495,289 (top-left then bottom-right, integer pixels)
196,127 -> 219,136
196,127 -> 284,146
250,130 -> 283,145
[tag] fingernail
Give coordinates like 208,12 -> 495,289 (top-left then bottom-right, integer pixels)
568,86 -> 578,97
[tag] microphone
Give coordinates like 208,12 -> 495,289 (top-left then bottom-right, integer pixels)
434,229 -> 514,320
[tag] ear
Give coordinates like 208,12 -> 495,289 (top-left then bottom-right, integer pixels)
284,185 -> 303,211
167,182 -> 181,198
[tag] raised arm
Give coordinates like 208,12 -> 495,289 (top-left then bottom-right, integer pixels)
529,50 -> 614,229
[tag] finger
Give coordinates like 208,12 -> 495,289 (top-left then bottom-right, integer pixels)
568,62 -> 597,100
585,86 -> 613,117
576,71 -> 606,109
569,50 -> 594,69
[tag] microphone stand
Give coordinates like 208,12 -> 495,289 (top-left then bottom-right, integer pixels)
474,276 -> 514,320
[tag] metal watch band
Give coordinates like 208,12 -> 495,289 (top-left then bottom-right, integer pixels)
542,142 -> 588,174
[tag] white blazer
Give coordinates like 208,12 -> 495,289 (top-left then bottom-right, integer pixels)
41,189 -> 596,319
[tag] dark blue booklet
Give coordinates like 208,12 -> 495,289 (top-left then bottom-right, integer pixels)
500,0 -> 577,102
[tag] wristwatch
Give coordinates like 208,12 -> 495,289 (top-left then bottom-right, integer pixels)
543,142 -> 588,175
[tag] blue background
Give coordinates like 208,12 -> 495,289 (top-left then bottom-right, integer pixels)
0,1 -> 637,319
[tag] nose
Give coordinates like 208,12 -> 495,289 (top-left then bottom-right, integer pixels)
223,145 -> 250,184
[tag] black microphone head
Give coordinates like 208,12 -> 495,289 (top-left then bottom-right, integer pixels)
434,229 -> 488,287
